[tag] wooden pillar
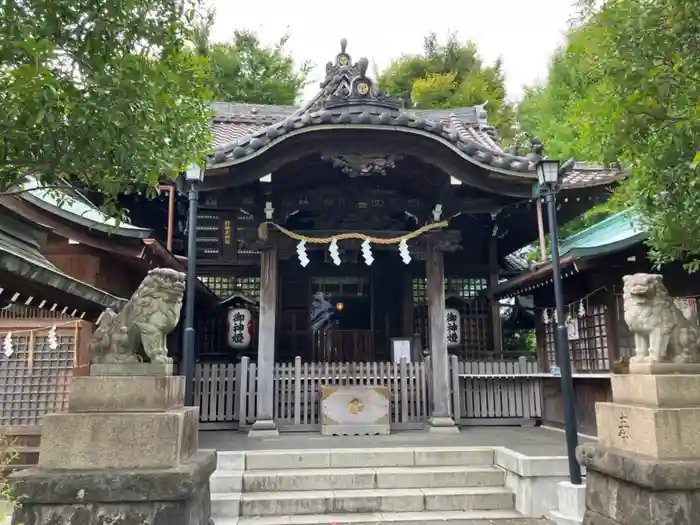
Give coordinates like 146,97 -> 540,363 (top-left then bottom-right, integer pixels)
488,235 -> 504,358
604,287 -> 621,370
426,242 -> 459,433
249,246 -> 280,436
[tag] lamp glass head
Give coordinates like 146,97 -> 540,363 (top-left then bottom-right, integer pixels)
536,159 -> 560,185
185,163 -> 204,182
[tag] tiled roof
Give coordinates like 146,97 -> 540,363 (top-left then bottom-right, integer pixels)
210,103 -> 499,151
207,39 -> 623,189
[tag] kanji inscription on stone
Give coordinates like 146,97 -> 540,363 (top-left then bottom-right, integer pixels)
618,412 -> 631,440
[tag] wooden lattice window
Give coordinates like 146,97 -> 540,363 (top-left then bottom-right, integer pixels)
412,278 -> 491,359
0,332 -> 75,426
543,301 -> 609,372
572,304 -> 608,371
195,212 -> 220,259
199,276 -> 261,300
411,278 -> 489,305
446,278 -> 488,298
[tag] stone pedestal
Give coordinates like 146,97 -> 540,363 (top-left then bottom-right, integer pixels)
9,365 -> 216,525
577,371 -> 700,525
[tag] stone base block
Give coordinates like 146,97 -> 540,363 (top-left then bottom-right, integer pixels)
90,363 -> 174,376
39,407 -> 199,469
426,417 -> 460,434
549,481 -> 586,524
577,443 -> 700,525
628,362 -> 700,375
248,419 -> 279,437
611,373 -> 700,408
9,450 -> 217,525
596,401 -> 700,459
69,375 -> 185,412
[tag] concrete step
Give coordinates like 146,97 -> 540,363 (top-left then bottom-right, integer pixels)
238,486 -> 514,516
223,447 -> 495,470
216,510 -> 550,524
217,451 -> 245,471
211,493 -> 241,519
241,465 -> 505,492
211,470 -> 243,493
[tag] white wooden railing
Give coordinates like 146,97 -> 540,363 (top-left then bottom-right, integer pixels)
195,356 -> 543,430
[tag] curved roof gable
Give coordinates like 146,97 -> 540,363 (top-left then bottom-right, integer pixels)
207,39 -> 621,190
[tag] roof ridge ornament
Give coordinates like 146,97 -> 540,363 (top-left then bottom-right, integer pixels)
316,39 -> 402,112
336,38 -> 351,67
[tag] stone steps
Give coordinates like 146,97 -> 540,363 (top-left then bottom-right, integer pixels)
213,486 -> 514,517
211,465 -> 505,493
209,447 -> 536,524
215,510 -> 548,525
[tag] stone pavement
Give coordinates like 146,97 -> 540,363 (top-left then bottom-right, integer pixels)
200,425 -> 593,456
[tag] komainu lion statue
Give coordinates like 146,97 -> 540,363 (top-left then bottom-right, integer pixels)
623,273 -> 700,364
89,268 -> 186,364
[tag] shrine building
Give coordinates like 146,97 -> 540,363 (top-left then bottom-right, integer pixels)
126,40 -> 622,434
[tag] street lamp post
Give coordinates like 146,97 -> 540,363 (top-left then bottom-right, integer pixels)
182,162 -> 204,407
536,159 -> 583,485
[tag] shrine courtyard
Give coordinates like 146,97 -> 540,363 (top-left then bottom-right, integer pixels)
199,425 -> 595,456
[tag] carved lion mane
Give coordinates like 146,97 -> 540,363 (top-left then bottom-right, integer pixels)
89,268 -> 186,365
623,273 -> 700,364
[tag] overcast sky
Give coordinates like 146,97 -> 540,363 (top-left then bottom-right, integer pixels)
209,1 -> 580,104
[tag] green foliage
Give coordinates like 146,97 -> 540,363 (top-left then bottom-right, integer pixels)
519,0 -> 700,269
1,435 -> 19,521
206,30 -> 312,105
0,0 -> 213,216
378,32 -> 515,142
502,328 -> 536,354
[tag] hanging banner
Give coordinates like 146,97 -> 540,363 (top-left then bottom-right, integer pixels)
445,308 -> 461,348
566,317 -> 579,340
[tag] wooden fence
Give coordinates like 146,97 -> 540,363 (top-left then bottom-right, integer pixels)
449,356 -> 542,426
196,356 -> 543,430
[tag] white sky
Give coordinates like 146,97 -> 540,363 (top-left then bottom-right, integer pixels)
209,1 -> 580,104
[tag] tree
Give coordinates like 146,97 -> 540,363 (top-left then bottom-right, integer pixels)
206,30 -> 312,105
0,0 -> 213,214
519,0 -> 700,269
378,32 -> 515,142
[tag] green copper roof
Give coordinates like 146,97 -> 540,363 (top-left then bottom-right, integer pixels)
558,210 -> 645,259
21,177 -> 152,238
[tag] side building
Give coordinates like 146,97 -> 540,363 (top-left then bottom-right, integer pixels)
0,180 -> 217,467
491,210 -> 700,435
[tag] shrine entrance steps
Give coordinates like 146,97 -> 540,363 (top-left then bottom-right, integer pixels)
210,446 -> 551,524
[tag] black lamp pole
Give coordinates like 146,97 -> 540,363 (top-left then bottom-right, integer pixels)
181,165 -> 202,407
541,174 -> 583,485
